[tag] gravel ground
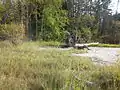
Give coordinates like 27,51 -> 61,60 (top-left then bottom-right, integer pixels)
39,46 -> 120,65
72,47 -> 120,65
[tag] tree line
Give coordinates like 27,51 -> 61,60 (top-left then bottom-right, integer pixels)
0,0 -> 120,44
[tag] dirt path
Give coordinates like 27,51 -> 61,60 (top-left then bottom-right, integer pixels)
72,47 -> 120,65
39,46 -> 120,65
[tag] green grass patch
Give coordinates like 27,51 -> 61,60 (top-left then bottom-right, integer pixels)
89,43 -> 120,48
38,41 -> 62,47
0,42 -> 94,90
0,42 -> 120,90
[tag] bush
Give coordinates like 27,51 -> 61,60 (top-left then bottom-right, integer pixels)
90,65 -> 120,90
0,23 -> 25,45
81,27 -> 92,43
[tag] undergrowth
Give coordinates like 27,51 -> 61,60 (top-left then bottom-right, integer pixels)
0,42 -> 94,90
0,42 -> 120,90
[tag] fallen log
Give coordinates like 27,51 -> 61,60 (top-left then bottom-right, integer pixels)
74,45 -> 90,50
74,42 -> 99,50
75,42 -> 99,47
60,42 -> 99,50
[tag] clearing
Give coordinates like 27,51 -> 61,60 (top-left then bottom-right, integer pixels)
72,47 -> 120,65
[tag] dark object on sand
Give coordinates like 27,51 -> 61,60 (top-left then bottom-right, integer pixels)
74,45 -> 90,50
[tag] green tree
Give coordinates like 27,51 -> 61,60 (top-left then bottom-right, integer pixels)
42,3 -> 68,41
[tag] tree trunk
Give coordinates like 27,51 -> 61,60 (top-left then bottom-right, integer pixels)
35,5 -> 38,40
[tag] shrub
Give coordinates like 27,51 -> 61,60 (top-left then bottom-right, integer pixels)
90,65 -> 120,90
0,23 -> 25,45
81,27 -> 92,43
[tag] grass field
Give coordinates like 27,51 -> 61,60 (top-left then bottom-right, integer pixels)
0,41 -> 120,90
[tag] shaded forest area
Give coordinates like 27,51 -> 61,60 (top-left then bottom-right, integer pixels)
0,0 -> 120,44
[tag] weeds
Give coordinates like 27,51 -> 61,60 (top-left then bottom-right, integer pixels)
0,42 -> 94,90
0,42 -> 120,90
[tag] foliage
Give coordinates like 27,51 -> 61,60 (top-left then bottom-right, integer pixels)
0,0 -> 120,43
0,23 -> 25,44
74,15 -> 98,43
80,27 -> 92,43
41,1 -> 68,41
0,3 -> 5,21
91,65 -> 120,90
1,0 -> 120,90
101,20 -> 120,44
